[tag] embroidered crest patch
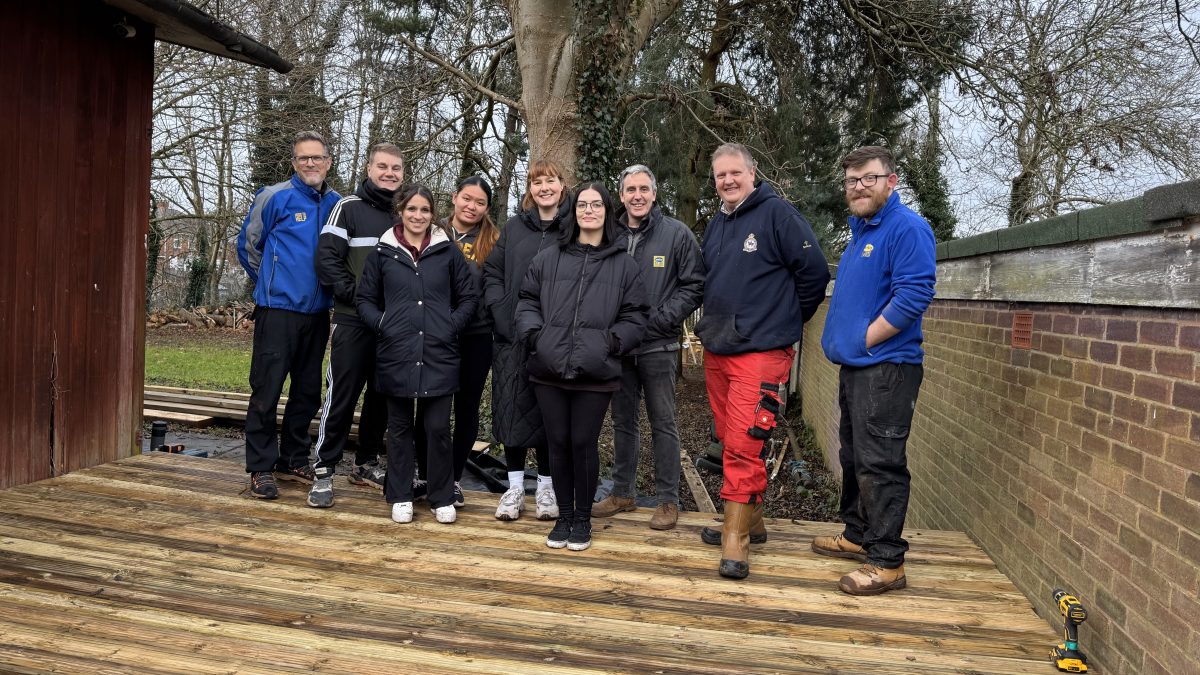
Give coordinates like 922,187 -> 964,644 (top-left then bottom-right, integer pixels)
653,255 -> 665,268
743,233 -> 757,253
295,212 -> 307,222
862,243 -> 874,258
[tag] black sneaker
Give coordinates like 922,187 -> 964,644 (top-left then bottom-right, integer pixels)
546,516 -> 571,549
275,464 -> 316,484
567,518 -> 592,551
348,459 -> 386,490
306,476 -> 334,508
452,482 -> 465,508
249,472 -> 278,499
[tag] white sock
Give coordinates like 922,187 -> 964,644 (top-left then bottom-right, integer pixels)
508,471 -> 525,489
537,474 -> 553,489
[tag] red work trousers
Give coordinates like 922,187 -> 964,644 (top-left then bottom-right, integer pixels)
704,347 -> 793,504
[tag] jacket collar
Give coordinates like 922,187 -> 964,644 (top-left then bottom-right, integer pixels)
289,173 -> 331,199
356,178 -> 397,211
380,225 -> 451,261
619,203 -> 661,234
848,190 -> 901,235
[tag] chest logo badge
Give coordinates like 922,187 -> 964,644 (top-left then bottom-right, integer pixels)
742,233 -> 758,253
653,255 -> 665,268
295,212 -> 307,222
862,243 -> 874,258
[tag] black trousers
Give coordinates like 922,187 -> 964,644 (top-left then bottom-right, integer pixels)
312,323 -> 387,476
837,362 -> 924,568
534,384 -> 612,520
245,308 -> 329,473
416,332 -> 492,481
385,395 -> 454,508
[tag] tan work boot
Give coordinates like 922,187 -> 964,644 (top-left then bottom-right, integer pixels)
700,502 -> 767,545
592,494 -> 637,518
718,500 -> 755,579
838,564 -> 906,595
649,503 -> 679,530
811,533 -> 867,562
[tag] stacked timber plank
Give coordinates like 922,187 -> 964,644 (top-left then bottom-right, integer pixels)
0,453 -> 1056,673
143,385 -> 359,438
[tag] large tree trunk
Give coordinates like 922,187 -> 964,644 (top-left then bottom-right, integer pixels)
508,0 -> 578,182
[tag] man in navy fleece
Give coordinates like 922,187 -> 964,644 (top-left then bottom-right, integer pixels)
813,146 -> 937,595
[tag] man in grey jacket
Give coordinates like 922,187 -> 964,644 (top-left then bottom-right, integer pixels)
593,165 -> 706,530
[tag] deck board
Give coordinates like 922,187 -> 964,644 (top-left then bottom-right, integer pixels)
0,453 -> 1054,673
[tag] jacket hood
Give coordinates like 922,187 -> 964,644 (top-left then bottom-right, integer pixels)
723,181 -> 779,218
356,178 -> 397,211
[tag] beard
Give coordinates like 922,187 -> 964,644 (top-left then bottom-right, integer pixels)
847,190 -> 888,218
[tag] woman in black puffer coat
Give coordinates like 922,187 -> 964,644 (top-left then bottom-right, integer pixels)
482,160 -> 570,522
356,184 -> 477,525
515,181 -> 647,552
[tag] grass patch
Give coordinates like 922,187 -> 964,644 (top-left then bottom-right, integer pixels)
145,343 -> 253,393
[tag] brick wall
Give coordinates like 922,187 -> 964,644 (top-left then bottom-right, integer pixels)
799,294 -> 1199,674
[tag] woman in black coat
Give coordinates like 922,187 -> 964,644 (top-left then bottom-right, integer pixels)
356,184 -> 478,525
515,181 -> 648,551
482,159 -> 569,522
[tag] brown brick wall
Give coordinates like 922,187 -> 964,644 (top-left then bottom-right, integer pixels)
799,299 -> 1200,675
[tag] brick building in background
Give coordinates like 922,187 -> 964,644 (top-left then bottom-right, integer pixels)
800,179 -> 1199,674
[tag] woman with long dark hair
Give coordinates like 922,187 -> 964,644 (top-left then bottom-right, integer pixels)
356,184 -> 478,524
416,176 -> 500,507
515,181 -> 648,550
482,160 -> 569,521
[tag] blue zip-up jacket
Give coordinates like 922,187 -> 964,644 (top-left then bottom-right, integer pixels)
694,181 -> 830,355
821,191 -> 937,367
237,174 -> 342,314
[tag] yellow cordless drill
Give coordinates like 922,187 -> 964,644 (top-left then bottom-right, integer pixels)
1050,589 -> 1088,673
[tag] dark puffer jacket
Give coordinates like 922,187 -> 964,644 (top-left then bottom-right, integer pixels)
482,206 -> 566,447
515,241 -> 648,386
356,226 -> 478,398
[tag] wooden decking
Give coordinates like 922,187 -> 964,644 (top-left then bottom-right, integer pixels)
0,453 -> 1055,674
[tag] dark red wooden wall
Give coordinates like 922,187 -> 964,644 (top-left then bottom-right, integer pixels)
0,1 -> 152,489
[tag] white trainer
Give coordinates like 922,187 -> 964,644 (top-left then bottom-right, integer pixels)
535,482 -> 559,520
494,485 -> 526,521
391,502 -> 413,524
432,505 -> 457,524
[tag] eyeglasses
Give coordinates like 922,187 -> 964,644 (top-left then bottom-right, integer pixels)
576,201 -> 604,212
842,174 -> 890,190
293,155 -> 330,164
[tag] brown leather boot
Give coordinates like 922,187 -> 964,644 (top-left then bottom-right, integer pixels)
811,533 -> 867,562
648,503 -> 678,530
592,494 -> 637,518
700,502 -> 767,545
718,500 -> 755,579
838,564 -> 906,595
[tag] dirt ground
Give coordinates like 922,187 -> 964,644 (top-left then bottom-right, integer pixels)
146,326 -> 840,523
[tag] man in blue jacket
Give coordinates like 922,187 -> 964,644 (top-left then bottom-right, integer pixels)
695,143 -> 830,579
237,130 -> 342,499
814,145 -> 937,595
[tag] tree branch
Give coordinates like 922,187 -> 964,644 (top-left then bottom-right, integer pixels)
393,33 -> 523,111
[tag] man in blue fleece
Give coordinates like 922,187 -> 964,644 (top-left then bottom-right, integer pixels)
813,146 -> 937,595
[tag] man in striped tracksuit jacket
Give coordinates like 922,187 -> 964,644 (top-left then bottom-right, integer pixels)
305,143 -> 405,508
